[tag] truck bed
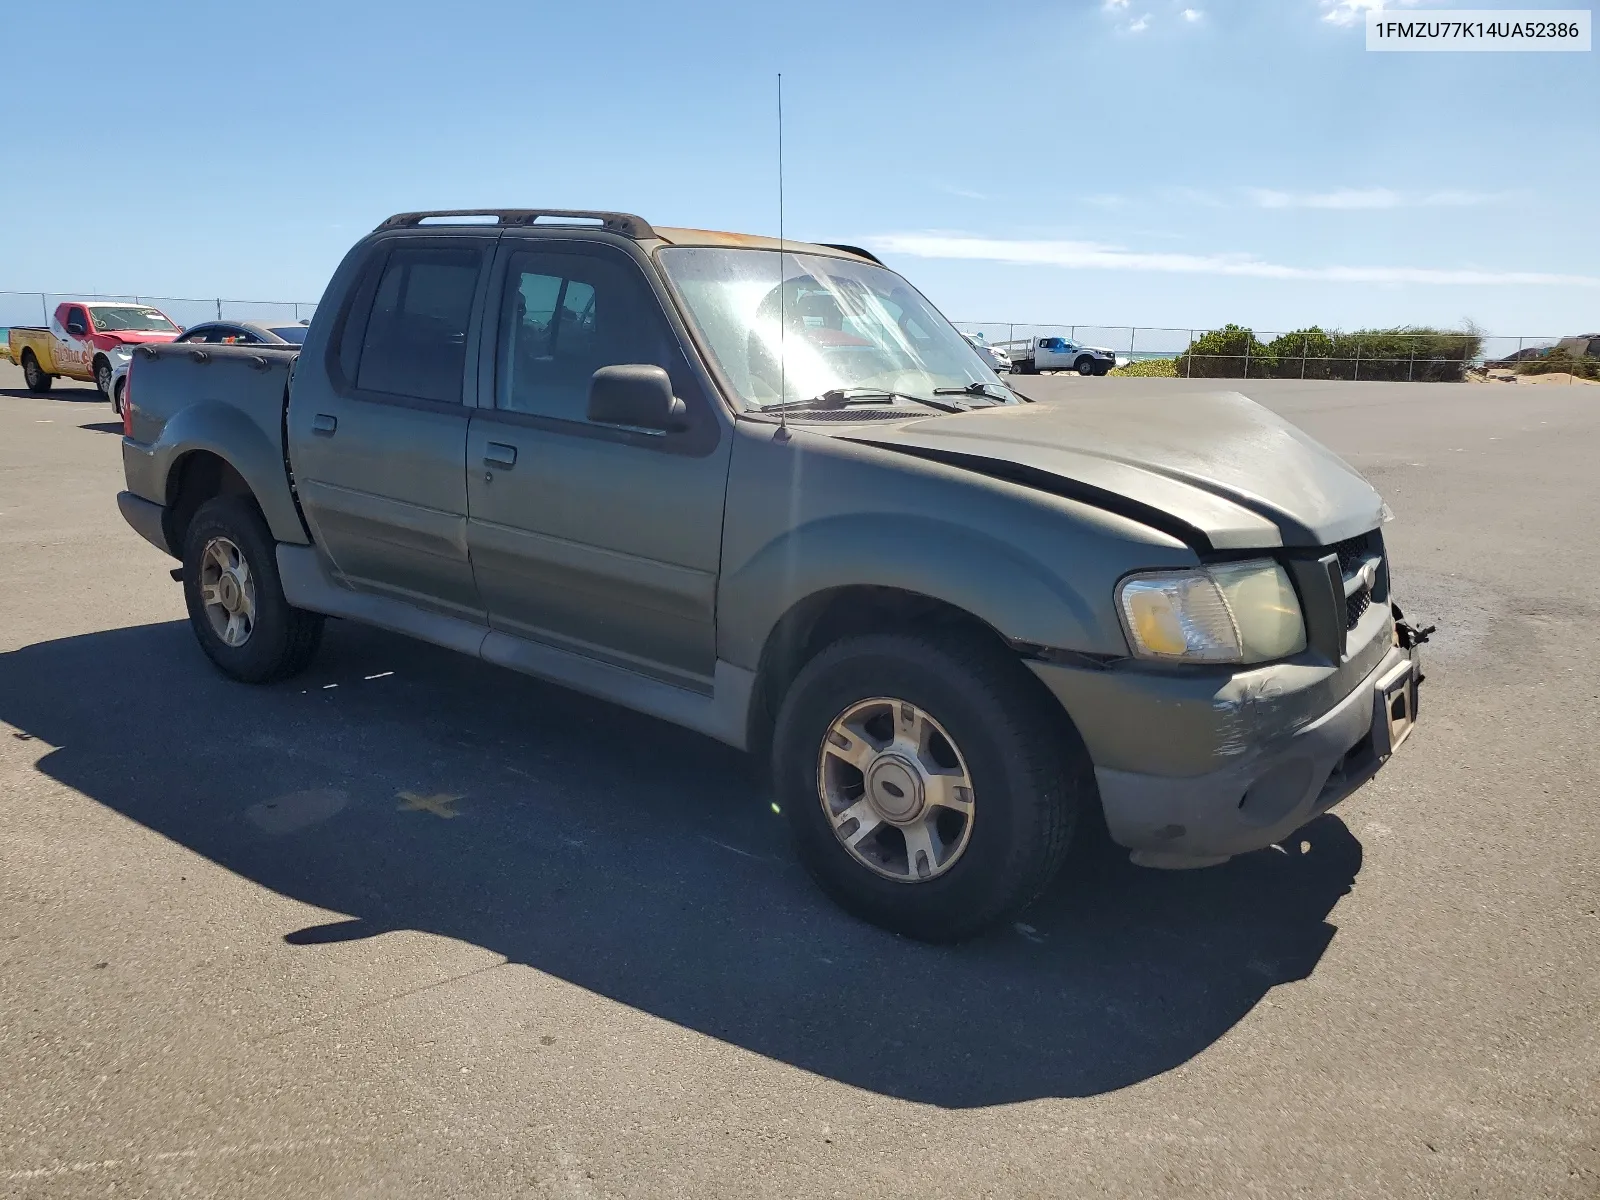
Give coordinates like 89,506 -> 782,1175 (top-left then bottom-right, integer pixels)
121,342 -> 308,551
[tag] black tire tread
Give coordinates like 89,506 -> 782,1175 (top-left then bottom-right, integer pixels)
774,630 -> 1087,941
182,496 -> 323,683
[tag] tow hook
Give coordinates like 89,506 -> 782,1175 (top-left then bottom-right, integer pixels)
1392,602 -> 1436,687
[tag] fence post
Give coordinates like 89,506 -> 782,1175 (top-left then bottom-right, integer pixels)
216,298 -> 223,321
40,293 -> 49,324
1129,326 -> 1137,365
1243,336 -> 1251,379
1354,341 -> 1362,382
1185,330 -> 1193,378
1408,341 -> 1415,382
1301,334 -> 1308,380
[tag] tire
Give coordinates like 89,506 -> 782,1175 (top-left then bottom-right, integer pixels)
112,377 -> 124,415
772,631 -> 1087,942
1075,356 -> 1096,376
20,350 -> 53,393
181,496 -> 324,683
94,357 -> 112,398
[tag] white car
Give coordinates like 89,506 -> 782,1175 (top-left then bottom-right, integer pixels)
962,332 -> 1012,372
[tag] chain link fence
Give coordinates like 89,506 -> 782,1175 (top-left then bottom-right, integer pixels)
952,322 -> 1597,383
4,290 -> 1592,383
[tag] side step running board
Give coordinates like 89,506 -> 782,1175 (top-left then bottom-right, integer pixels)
273,544 -> 754,750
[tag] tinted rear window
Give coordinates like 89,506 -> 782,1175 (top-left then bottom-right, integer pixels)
268,325 -> 308,344
354,247 -> 483,402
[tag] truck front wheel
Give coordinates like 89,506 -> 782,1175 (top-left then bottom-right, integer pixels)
772,632 -> 1086,941
181,496 -> 324,684
1076,356 -> 1096,376
20,351 -> 53,393
94,357 -> 113,398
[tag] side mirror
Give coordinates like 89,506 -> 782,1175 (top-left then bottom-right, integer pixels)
66,320 -> 87,335
587,364 -> 686,432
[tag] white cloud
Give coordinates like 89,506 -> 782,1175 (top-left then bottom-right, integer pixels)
1246,187 -> 1515,210
1128,13 -> 1151,31
1181,7 -> 1202,20
865,232 -> 1600,287
1319,0 -> 1437,26
1103,0 -> 1129,9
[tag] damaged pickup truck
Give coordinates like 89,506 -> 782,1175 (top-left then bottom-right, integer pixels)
115,208 -> 1425,941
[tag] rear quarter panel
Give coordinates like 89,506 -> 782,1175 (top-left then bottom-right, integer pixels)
122,344 -> 310,547
7,328 -> 59,371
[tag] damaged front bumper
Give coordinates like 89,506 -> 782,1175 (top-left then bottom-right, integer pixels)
1028,601 -> 1424,867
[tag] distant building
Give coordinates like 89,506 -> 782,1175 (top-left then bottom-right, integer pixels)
1556,333 -> 1600,357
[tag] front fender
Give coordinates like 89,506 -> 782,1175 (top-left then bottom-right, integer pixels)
129,398 -> 309,548
717,512 -> 1104,672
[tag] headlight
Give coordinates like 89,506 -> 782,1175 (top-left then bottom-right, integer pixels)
1117,559 -> 1306,664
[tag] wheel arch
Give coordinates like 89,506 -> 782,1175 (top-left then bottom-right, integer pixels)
162,449 -> 259,556
745,583 -> 1077,764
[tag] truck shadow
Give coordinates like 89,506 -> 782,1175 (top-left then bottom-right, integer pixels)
0,618 -> 1363,1108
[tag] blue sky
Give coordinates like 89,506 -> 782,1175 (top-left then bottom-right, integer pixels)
2,0 -> 1594,337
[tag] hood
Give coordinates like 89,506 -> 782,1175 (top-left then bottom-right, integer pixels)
839,389 -> 1385,550
93,331 -> 179,349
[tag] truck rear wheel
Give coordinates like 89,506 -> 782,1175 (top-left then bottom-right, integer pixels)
181,496 -> 324,684
772,632 -> 1086,942
94,357 -> 113,398
20,351 -> 53,393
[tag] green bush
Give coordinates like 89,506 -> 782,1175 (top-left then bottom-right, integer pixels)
1516,348 -> 1598,380
1174,325 -> 1277,378
1109,357 -> 1177,377
1266,328 -> 1337,379
1176,325 -> 1482,381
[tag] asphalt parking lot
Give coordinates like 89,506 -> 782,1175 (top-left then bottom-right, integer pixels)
1,362 -> 1595,1198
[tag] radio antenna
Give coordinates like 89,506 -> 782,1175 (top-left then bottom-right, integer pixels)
777,72 -> 788,436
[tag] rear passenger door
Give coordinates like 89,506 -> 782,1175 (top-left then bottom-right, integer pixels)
464,239 -> 730,688
288,237 -> 495,620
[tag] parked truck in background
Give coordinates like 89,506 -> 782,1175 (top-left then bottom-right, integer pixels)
1001,334 -> 1117,376
6,301 -> 181,398
114,206 -> 1425,942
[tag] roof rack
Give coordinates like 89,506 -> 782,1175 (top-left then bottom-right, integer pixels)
819,243 -> 884,265
375,209 -> 656,239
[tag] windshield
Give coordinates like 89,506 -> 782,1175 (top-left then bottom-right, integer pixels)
267,325 -> 309,344
656,247 -> 1016,409
89,306 -> 178,333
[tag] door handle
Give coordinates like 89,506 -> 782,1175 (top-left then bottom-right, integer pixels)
483,442 -> 517,469
311,413 -> 337,436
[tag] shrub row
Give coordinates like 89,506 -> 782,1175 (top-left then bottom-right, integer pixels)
1108,357 -> 1177,377
1173,324 -> 1484,382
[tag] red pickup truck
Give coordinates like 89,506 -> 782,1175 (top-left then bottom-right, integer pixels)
5,301 -> 182,397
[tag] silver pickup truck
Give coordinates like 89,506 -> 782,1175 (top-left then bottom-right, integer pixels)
116,207 -> 1425,941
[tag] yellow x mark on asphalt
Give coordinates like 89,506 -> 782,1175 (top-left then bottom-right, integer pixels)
396,791 -> 465,819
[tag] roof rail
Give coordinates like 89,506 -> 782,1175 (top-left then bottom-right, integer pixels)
819,243 -> 883,265
375,209 -> 656,239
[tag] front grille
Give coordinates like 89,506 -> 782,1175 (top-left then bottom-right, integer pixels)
1331,531 -> 1382,630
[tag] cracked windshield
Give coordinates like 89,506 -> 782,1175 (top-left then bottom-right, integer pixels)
658,246 -> 1016,408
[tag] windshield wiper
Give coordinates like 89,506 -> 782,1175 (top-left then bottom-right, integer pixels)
932,381 -> 1020,404
760,387 -> 968,415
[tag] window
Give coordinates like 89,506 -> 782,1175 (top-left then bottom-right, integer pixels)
66,307 -> 88,332
496,248 -> 679,422
206,326 -> 258,345
353,246 -> 483,403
